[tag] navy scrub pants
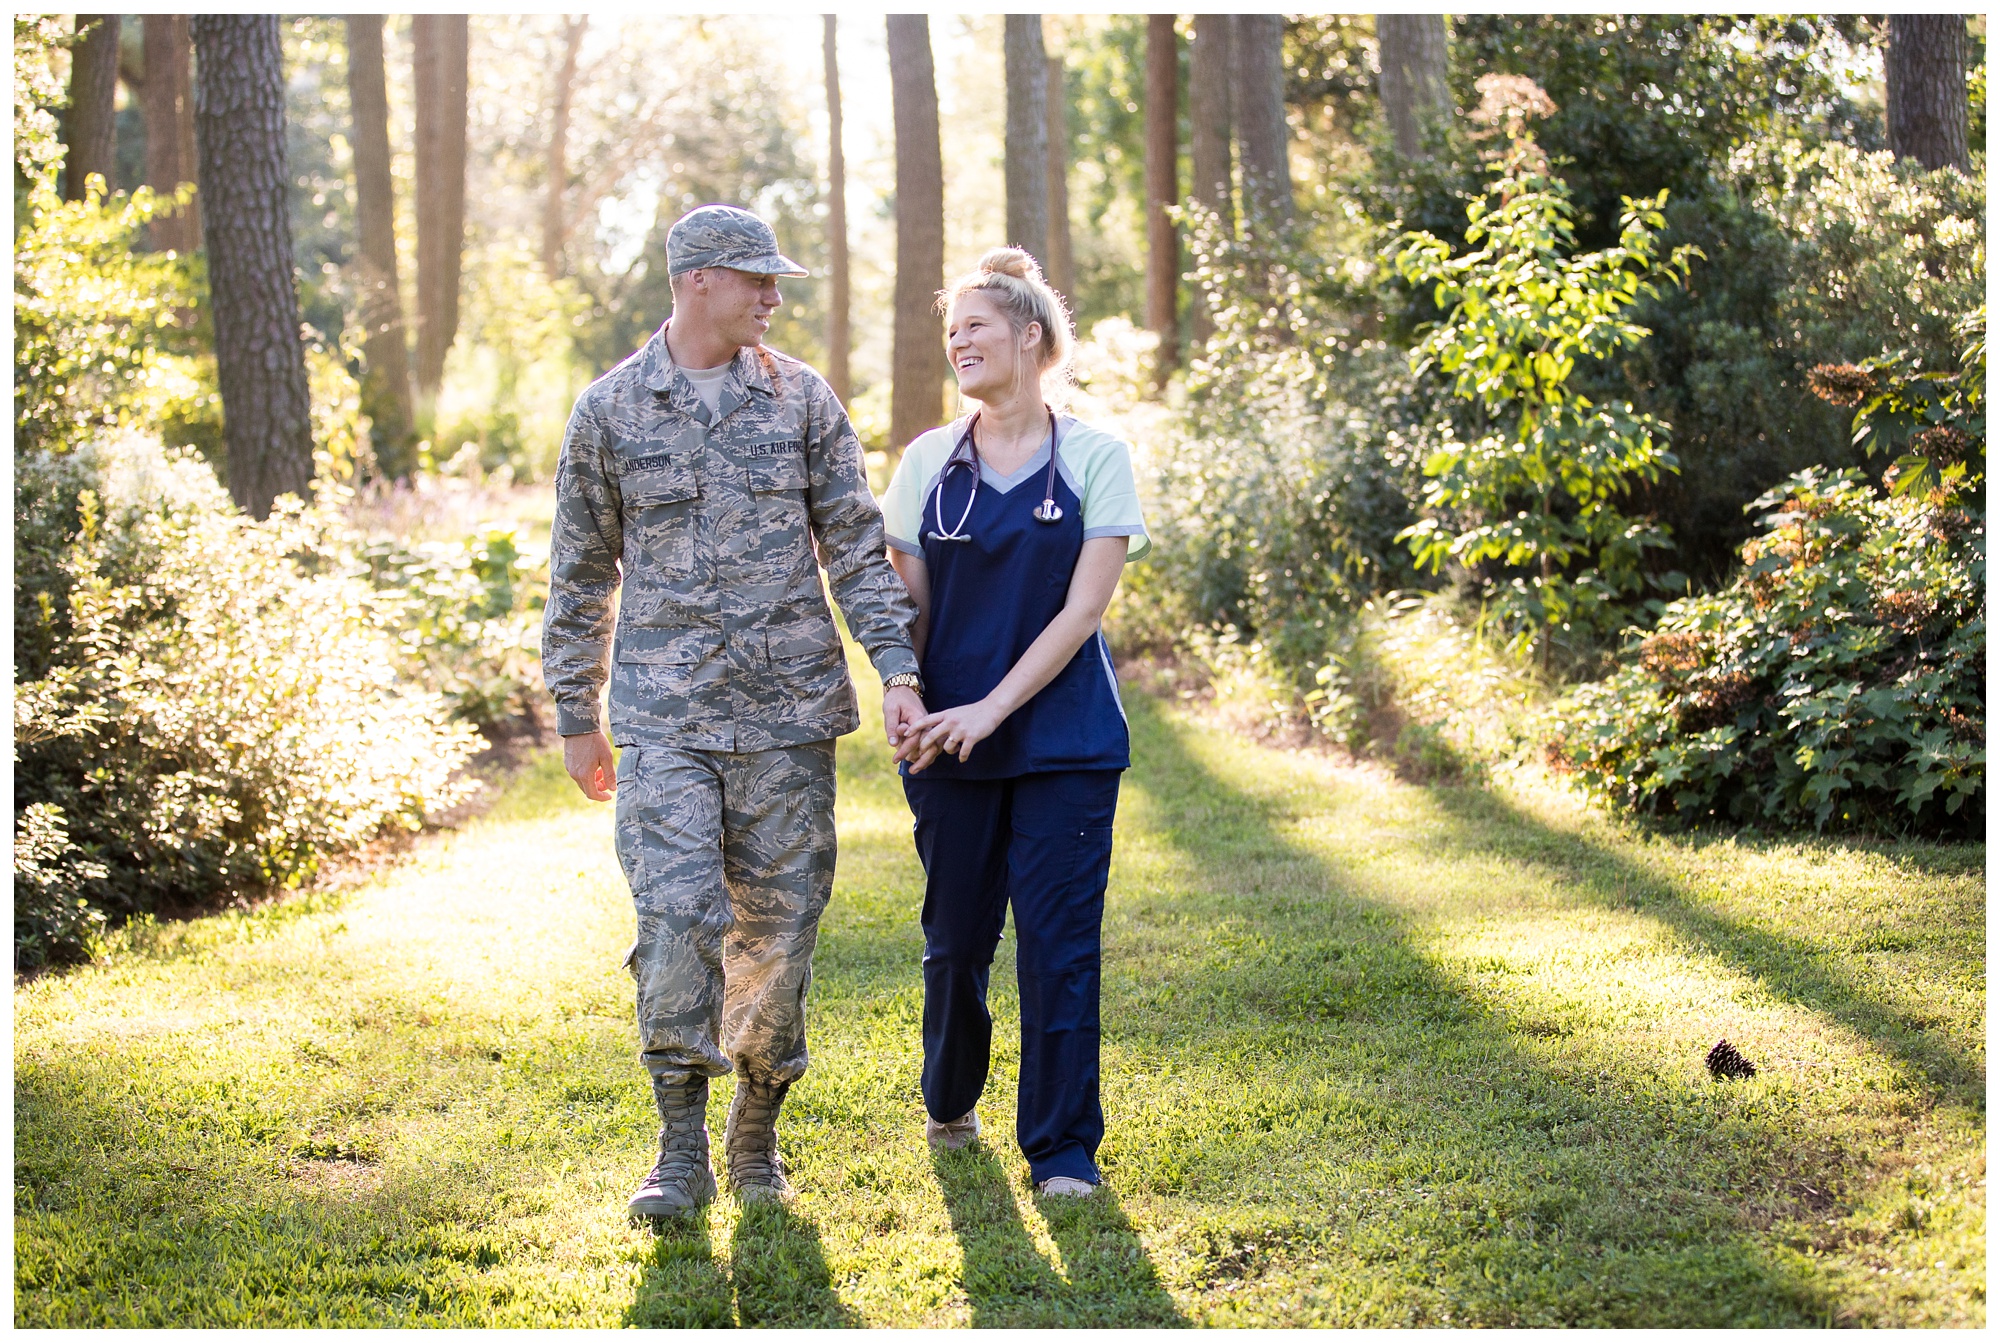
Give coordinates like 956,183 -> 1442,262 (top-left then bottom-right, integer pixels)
903,768 -> 1121,1186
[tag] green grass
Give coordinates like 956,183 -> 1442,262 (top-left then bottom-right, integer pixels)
15,659 -> 1985,1326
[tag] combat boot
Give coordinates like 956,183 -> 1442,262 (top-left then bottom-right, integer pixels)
724,1073 -> 795,1204
628,1074 -> 717,1219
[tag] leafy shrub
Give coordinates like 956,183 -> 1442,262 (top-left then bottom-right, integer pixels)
14,434 -> 484,967
13,177 -> 218,461
13,802 -> 110,968
359,522 -> 548,728
1552,469 -> 1984,834
1392,89 -> 1696,660
1115,203 -> 1423,685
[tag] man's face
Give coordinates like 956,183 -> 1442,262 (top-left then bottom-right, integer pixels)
685,266 -> 783,349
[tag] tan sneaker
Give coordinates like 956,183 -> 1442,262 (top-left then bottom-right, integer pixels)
1034,1176 -> 1097,1198
925,1109 -> 980,1151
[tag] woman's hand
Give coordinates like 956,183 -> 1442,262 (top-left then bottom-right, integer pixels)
896,698 -> 1005,772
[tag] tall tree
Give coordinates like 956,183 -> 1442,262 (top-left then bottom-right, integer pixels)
413,14 -> 469,400
191,15 -> 314,519
823,15 -> 852,406
1003,16 -> 1050,267
1233,14 -> 1293,225
1377,14 -> 1451,159
345,15 -> 415,476
63,15 -> 120,202
1044,51 -> 1075,298
888,16 -> 948,451
1189,15 -> 1235,226
1887,16 -> 1970,171
141,16 -> 201,252
543,16 -> 587,278
1188,14 -> 1236,344
1144,14 -> 1180,384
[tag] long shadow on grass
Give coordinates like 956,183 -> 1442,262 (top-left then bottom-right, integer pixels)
1114,695 -> 1849,1326
624,1214 -> 734,1327
931,1143 -> 1185,1327
1423,787 -> 1985,1110
728,1201 -> 859,1326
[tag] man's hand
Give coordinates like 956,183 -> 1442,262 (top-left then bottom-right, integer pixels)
883,685 -> 927,750
563,730 -> 618,801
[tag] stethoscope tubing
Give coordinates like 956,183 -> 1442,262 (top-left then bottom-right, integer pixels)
927,408 -> 1064,543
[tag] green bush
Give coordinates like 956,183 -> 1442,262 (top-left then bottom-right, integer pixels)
1115,203 -> 1423,686
1552,468 -> 1984,834
358,523 -> 548,728
13,434 -> 485,968
1392,95 -> 1696,658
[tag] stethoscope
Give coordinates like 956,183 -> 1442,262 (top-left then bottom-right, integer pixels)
928,408 -> 1064,543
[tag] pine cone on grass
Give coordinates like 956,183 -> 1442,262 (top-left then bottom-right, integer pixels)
1706,1039 -> 1757,1080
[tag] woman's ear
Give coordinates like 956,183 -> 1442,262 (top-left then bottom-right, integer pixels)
1023,320 -> 1043,353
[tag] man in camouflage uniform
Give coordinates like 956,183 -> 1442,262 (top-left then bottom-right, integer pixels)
542,205 -> 924,1217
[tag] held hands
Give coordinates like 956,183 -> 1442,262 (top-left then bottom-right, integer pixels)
893,698 -> 1004,773
563,730 -> 617,801
883,685 -> 927,751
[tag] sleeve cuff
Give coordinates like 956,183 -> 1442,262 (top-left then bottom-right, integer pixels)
555,704 -> 602,737
1083,524 -> 1152,562
886,533 -> 923,558
870,644 -> 921,682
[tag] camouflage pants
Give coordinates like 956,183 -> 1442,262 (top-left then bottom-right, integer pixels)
615,741 -> 837,1086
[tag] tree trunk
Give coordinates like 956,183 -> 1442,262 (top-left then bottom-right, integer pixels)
1144,14 -> 1180,385
191,15 -> 314,519
1003,15 -> 1050,268
888,15 -> 949,451
1377,14 -> 1450,159
346,15 -> 416,477
1887,16 -> 1969,171
142,15 -> 201,252
824,15 -> 852,406
543,16 -> 586,279
1189,15 -> 1235,226
1044,52 -> 1074,299
1188,14 -> 1235,344
413,14 -> 470,400
1233,14 -> 1293,226
64,15 -> 120,202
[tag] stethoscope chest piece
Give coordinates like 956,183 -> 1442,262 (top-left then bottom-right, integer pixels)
1032,498 -> 1063,523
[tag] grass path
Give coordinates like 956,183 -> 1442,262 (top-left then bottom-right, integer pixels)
15,668 -> 1985,1326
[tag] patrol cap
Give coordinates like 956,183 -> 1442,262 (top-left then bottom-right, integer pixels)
666,204 -> 809,278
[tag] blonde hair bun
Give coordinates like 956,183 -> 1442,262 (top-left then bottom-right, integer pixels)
979,247 -> 1039,281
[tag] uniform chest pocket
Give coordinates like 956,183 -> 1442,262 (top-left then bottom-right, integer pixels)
621,454 -> 701,579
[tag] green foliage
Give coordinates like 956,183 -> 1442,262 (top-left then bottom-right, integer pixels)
13,435 -> 486,968
1116,204 -> 1421,683
1392,118 -> 1696,655
1812,309 -> 1985,501
1554,469 -> 1984,835
14,801 -> 110,968
13,14 -> 73,193
1365,19 -> 1985,581
13,177 -> 218,459
360,522 -> 549,727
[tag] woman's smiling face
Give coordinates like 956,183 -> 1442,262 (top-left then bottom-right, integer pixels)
946,291 -> 1041,402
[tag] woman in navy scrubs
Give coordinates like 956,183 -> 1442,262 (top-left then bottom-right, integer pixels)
879,248 -> 1150,1199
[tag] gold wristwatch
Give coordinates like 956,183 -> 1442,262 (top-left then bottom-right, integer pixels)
882,672 -> 923,694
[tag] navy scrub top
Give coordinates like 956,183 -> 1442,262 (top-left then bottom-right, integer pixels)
903,418 -> 1131,780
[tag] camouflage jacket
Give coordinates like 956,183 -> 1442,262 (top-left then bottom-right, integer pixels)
542,325 -> 919,750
